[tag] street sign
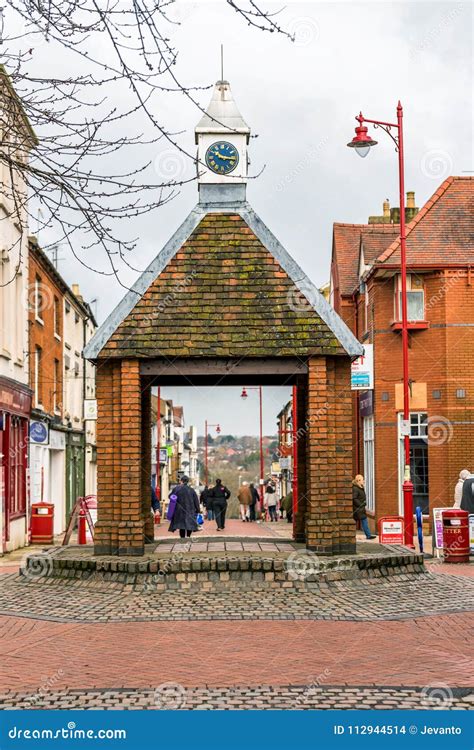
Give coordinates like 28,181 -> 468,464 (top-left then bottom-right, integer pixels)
378,516 -> 405,544
159,448 -> 168,464
84,399 -> 98,420
351,344 -> 374,390
29,421 -> 49,445
399,419 -> 411,437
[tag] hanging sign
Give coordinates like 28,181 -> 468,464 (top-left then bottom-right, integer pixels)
159,448 -> 168,464
84,399 -> 98,420
351,345 -> 374,390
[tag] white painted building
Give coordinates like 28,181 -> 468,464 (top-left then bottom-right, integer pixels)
0,69 -> 36,552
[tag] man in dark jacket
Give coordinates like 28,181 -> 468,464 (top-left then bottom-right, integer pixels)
200,485 -> 214,521
168,476 -> 200,538
249,483 -> 259,522
208,478 -> 231,531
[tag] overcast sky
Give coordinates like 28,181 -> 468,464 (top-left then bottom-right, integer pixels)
33,0 -> 472,434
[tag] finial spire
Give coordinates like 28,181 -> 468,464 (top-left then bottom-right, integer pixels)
220,44 -> 224,82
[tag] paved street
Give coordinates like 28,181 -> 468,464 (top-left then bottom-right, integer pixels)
0,554 -> 473,710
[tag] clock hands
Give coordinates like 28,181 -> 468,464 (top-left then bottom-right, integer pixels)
213,150 -> 236,161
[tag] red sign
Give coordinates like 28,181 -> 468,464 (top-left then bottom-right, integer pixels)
0,377 -> 32,417
378,515 -> 405,545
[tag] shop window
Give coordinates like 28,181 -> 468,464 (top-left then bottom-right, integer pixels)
398,412 -> 429,515
394,274 -> 425,322
363,415 -> 375,512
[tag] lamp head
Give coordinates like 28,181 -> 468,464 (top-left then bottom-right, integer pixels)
347,120 -> 377,158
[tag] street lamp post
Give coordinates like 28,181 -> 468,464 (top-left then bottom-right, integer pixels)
204,420 -> 221,486
347,102 -> 414,547
241,386 -> 264,505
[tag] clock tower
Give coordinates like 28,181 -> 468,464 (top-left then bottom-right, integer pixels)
195,79 -> 250,193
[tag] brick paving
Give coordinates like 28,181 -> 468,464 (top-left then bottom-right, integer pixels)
1,685 -> 472,710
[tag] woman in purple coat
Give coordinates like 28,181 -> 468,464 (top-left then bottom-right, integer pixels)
168,476 -> 200,538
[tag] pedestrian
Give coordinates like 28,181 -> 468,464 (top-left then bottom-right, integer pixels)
454,469 -> 471,508
168,476 -> 200,539
208,478 -> 231,531
200,485 -> 214,521
237,481 -> 252,522
265,481 -> 278,522
151,483 -> 161,514
352,475 -> 376,540
281,491 -> 293,523
460,473 -> 474,514
249,483 -> 259,522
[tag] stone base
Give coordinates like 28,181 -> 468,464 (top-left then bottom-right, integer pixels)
21,543 -> 426,593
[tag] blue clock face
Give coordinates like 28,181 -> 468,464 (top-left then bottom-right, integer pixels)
205,141 -> 239,175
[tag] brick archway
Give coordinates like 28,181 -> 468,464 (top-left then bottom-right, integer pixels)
85,193 -> 362,556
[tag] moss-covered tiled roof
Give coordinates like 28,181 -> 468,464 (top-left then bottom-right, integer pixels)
99,213 -> 346,358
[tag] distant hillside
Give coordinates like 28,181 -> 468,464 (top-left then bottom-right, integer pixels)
197,434 -> 278,517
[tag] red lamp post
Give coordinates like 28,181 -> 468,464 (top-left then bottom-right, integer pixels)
204,420 -> 220,486
241,386 -> 264,505
347,102 -> 414,547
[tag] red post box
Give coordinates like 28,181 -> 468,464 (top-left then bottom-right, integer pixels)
442,509 -> 470,563
30,502 -> 54,544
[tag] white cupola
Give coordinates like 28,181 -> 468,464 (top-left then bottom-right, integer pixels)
195,80 -> 250,186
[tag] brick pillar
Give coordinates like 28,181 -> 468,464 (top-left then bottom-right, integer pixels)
94,358 -> 146,556
293,376 -> 307,543
305,356 -> 355,555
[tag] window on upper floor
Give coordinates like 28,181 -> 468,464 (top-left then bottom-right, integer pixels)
54,297 -> 60,337
34,275 -> 44,323
34,346 -> 43,407
53,358 -> 60,413
394,274 -> 425,322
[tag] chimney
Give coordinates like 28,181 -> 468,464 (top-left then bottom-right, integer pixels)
71,283 -> 83,302
405,191 -> 419,222
383,199 -> 390,220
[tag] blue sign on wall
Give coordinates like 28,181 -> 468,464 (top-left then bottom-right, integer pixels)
29,421 -> 49,445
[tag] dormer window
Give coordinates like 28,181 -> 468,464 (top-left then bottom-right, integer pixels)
394,274 -> 425,322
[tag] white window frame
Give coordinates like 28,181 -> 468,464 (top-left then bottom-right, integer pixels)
363,415 -> 375,512
397,411 -> 428,514
394,274 -> 425,322
34,275 -> 44,324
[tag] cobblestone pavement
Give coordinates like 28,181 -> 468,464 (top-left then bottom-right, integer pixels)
0,570 -> 472,623
1,685 -> 472,710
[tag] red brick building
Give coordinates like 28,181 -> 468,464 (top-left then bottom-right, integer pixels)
28,238 -> 67,533
331,177 -> 474,531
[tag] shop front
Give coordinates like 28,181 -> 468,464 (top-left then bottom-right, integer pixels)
0,376 -> 32,552
30,420 -> 67,536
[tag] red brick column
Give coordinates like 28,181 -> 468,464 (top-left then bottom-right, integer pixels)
141,386 -> 154,543
305,356 -> 355,554
293,376 -> 307,543
94,358 -> 146,555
